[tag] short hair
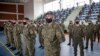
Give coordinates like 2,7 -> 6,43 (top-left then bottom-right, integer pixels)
45,11 -> 54,15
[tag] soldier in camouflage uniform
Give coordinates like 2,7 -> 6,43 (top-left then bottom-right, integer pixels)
97,15 -> 100,42
72,20 -> 84,56
7,21 -> 16,50
59,21 -> 65,32
4,21 -> 11,47
36,22 -> 43,39
85,21 -> 94,51
68,21 -> 73,45
13,21 -> 22,55
23,21 -> 36,56
94,21 -> 100,42
39,11 -> 65,56
81,22 -> 86,40
19,22 -> 24,34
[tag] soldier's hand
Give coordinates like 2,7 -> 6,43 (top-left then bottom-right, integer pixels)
39,45 -> 44,49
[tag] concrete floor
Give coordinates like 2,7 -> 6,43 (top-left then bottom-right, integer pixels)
0,31 -> 100,56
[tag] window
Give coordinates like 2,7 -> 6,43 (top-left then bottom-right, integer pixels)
93,0 -> 99,2
44,0 -> 60,12
44,0 -> 100,12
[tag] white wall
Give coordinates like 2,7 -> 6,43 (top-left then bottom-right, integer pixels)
24,0 -> 44,20
34,0 -> 44,19
24,0 -> 34,20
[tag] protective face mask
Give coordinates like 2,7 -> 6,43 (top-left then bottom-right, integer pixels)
46,18 -> 52,23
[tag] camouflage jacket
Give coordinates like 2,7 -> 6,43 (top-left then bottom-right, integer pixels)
40,22 -> 65,47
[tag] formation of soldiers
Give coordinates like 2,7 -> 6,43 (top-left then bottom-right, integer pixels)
68,19 -> 100,56
3,11 -> 100,56
4,20 -> 36,56
3,11 -> 65,56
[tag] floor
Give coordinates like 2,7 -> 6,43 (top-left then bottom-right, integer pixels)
0,31 -> 13,56
0,31 -> 100,56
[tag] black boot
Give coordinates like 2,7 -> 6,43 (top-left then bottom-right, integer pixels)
19,53 -> 23,56
67,43 -> 71,45
91,48 -> 93,51
84,47 -> 88,49
10,47 -> 16,51
5,44 -> 11,47
91,47 -> 93,51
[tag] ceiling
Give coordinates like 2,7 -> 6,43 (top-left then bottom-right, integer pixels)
0,0 -> 56,3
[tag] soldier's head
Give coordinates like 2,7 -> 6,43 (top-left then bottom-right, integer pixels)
45,11 -> 55,23
8,20 -> 12,23
27,20 -> 31,25
88,20 -> 92,25
3,21 -> 7,25
4,21 -> 9,24
75,20 -> 80,25
15,21 -> 19,24
23,20 -> 27,25
88,22 -> 91,25
11,20 -> 16,25
82,21 -> 84,24
96,21 -> 98,24
7,20 -> 11,24
69,21 -> 73,24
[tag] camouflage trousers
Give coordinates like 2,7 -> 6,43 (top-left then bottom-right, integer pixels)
73,39 -> 84,56
14,35 -> 22,53
6,35 -> 10,44
69,33 -> 73,44
8,32 -> 15,47
94,31 -> 100,42
45,46 -> 60,56
25,40 -> 35,56
86,35 -> 93,50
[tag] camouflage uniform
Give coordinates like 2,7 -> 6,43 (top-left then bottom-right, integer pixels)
37,24 -> 43,38
98,22 -> 100,42
72,24 -> 84,56
81,23 -> 86,40
59,23 -> 65,32
4,22 -> 10,45
13,23 -> 22,54
94,21 -> 100,42
85,22 -> 94,51
19,23 -> 24,34
68,22 -> 73,45
23,24 -> 36,56
40,22 -> 65,56
7,23 -> 15,47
